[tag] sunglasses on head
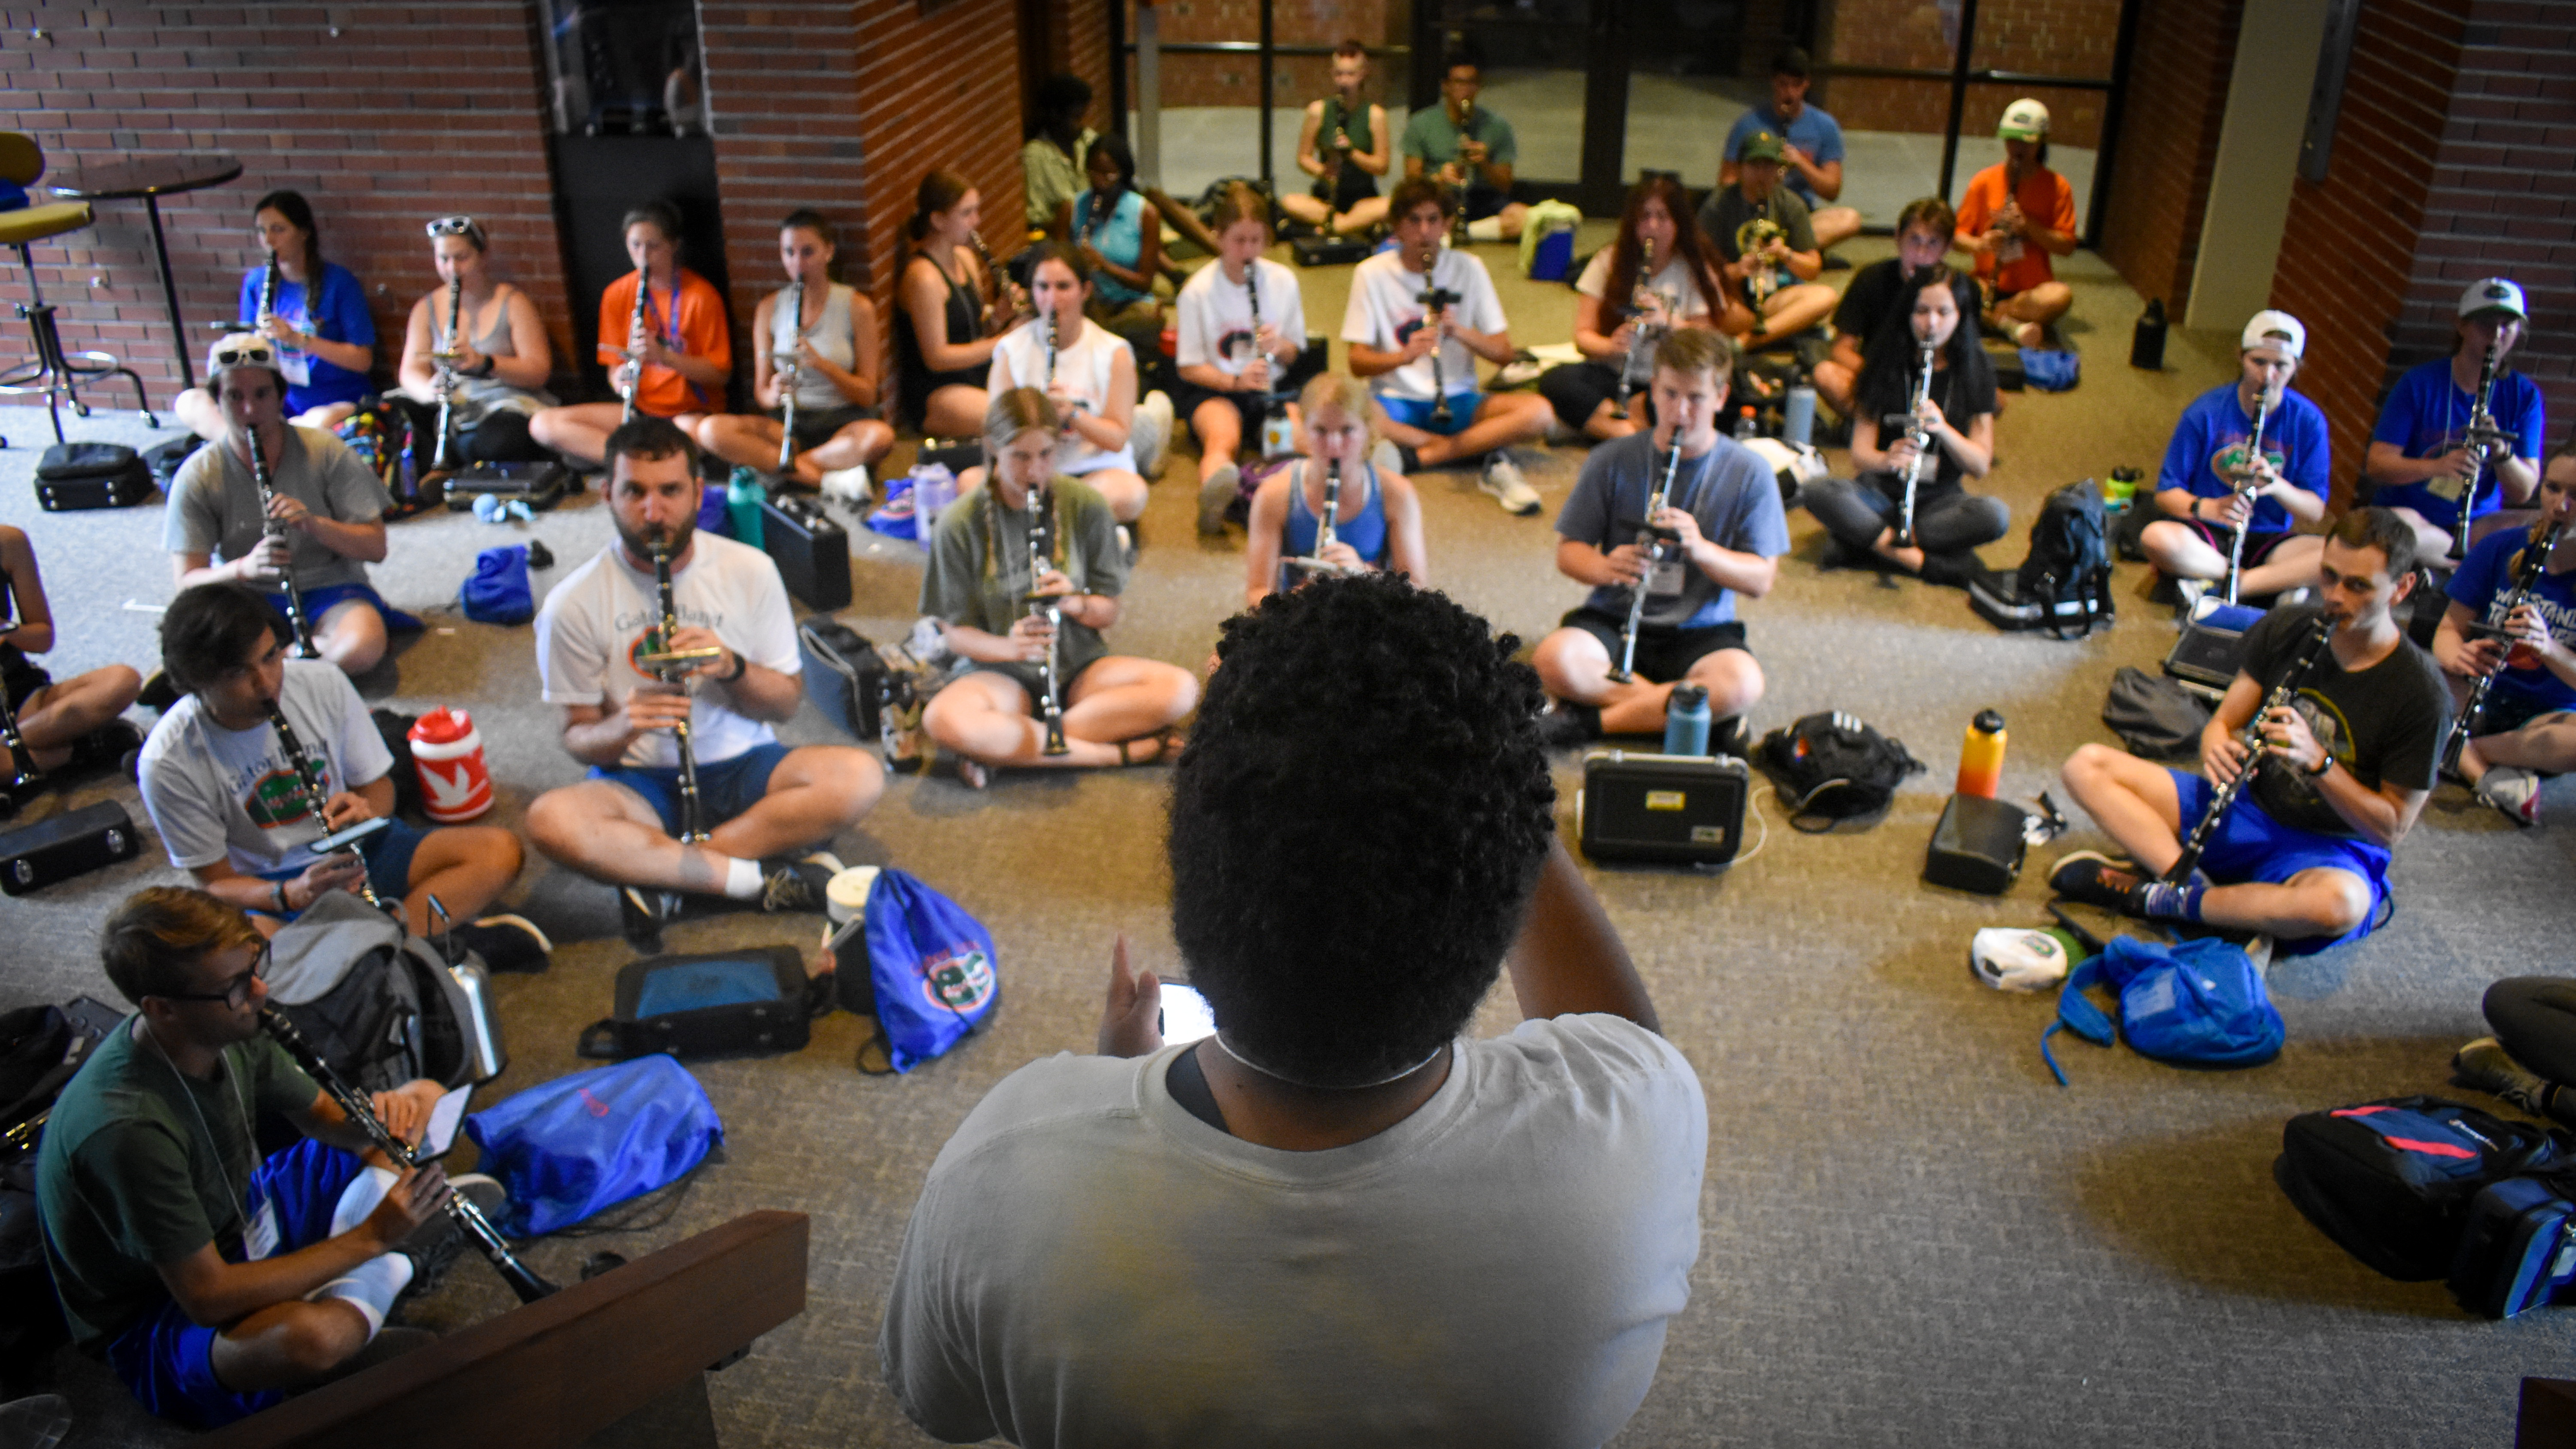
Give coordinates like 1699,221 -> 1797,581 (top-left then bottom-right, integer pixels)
427,215 -> 484,243
213,341 -> 276,369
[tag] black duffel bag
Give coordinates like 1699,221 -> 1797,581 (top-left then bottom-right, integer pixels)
34,441 -> 153,510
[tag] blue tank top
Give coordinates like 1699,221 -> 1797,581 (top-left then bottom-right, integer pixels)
1279,461 -> 1388,592
1073,189 -> 1149,306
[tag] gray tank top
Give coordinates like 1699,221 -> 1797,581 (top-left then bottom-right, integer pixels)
776,283 -> 860,412
431,284 -> 551,416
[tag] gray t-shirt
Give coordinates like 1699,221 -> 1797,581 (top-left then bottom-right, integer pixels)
880,1014 -> 1707,1448
1555,432 -> 1791,629
164,426 -> 391,591
137,657 -> 395,876
919,480 -> 1127,691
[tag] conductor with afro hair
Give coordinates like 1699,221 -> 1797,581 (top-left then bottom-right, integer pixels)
882,572 -> 1711,1442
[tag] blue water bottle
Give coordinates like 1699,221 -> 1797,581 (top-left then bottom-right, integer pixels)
1663,682 -> 1711,756
726,467 -> 766,550
1785,380 -> 1817,448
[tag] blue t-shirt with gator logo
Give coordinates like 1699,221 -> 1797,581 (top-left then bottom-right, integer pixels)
2157,382 -> 2329,535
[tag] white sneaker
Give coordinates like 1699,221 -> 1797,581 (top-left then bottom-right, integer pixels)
2175,577 -> 2208,616
1131,390 -> 1174,479
1480,451 -> 1541,516
2476,766 -> 2543,827
818,464 -> 872,506
1197,463 -> 1240,536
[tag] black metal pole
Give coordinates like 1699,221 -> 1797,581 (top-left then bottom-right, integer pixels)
146,196 -> 193,392
1258,0 -> 1275,191
2086,0 -> 2144,250
1937,0 -> 1981,200
1108,0 -> 1128,141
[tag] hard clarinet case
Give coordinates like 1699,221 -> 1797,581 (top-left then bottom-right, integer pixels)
34,442 -> 154,510
0,800 -> 145,895
1577,749 -> 1749,866
2163,598 -> 2264,702
762,493 -> 854,611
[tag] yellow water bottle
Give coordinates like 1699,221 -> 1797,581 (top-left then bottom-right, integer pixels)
1957,709 -> 2006,799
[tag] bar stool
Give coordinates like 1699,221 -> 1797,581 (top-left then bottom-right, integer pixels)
0,132 -> 155,444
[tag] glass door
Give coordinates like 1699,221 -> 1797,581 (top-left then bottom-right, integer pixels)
1415,0 -> 1626,215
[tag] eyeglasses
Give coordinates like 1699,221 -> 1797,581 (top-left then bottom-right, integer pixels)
211,341 -> 276,369
157,942 -> 271,1011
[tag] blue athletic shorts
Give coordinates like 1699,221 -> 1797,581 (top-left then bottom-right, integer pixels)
255,815 -> 425,908
2167,768 -> 2393,956
103,1139 -> 365,1429
590,741 -> 792,838
1377,392 -> 1482,437
260,581 -> 424,635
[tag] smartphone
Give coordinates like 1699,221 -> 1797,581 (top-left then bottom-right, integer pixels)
420,1081 -> 474,1160
307,815 -> 391,857
1158,981 -> 1218,1045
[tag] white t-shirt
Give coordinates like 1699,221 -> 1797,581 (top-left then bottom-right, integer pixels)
1175,258 -> 1307,377
137,658 -> 395,876
1339,244 -> 1508,402
881,1013 -> 1707,1448
1574,246 -> 1714,320
988,315 -> 1135,476
533,533 -> 801,770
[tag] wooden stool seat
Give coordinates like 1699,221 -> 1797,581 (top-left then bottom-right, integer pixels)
0,200 -> 94,247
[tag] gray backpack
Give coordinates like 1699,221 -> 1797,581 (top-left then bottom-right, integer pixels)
267,893 -> 506,1091
2102,666 -> 2211,759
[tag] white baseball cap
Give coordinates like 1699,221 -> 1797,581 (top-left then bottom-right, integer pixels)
1999,98 -> 2050,142
2458,277 -> 2527,320
2241,310 -> 2306,359
204,331 -> 280,385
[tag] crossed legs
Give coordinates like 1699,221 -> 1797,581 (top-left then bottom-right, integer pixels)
924,660 -> 1197,777
524,744 -> 884,892
1534,630 -> 1765,736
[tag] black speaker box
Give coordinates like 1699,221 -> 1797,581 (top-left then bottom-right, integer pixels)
1291,234 -> 1373,267
0,801 -> 144,895
1577,750 -> 1749,866
1923,793 -> 2031,895
761,494 -> 853,612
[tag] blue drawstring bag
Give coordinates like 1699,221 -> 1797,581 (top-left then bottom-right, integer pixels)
864,474 -> 919,541
2042,933 -> 2283,1086
695,479 -> 732,537
2020,347 -> 2081,392
851,868 -> 1000,1073
459,544 -> 535,625
462,1054 -> 723,1236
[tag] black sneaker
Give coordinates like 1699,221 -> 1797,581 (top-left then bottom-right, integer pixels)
759,851 -> 846,914
137,669 -> 179,712
1535,704 -> 1601,751
2046,850 -> 2146,914
618,885 -> 665,954
69,719 -> 142,769
452,915 -> 553,973
2454,1036 -> 2554,1115
1712,714 -> 1753,759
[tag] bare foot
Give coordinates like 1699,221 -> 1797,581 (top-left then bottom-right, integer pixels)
954,755 -> 990,790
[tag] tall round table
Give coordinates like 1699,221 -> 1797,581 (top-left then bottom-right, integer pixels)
47,152 -> 245,391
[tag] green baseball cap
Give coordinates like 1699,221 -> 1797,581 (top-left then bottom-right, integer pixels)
1739,130 -> 1786,164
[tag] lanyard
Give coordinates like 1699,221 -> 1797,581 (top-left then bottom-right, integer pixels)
146,1026 -> 254,1233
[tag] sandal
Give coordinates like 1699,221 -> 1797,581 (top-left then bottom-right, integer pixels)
1116,729 -> 1185,768
954,754 -> 990,791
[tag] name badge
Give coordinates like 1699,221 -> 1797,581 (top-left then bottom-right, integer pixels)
244,1199 -> 281,1261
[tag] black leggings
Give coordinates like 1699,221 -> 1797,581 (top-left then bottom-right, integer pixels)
1801,474 -> 2011,557
2486,977 -> 2576,1084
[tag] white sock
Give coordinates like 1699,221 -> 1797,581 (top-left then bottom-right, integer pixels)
721,855 -> 764,900
310,1252 -> 411,1340
330,1165 -> 400,1236
1467,216 -> 1506,242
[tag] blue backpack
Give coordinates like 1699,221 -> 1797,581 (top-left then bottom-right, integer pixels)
843,868 -> 1000,1073
460,544 -> 535,625
462,1054 -> 723,1237
2042,934 -> 2283,1086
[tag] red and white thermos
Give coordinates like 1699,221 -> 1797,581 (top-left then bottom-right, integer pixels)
409,708 -> 493,822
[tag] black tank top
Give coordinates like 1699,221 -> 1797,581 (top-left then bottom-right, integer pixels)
895,250 -> 983,431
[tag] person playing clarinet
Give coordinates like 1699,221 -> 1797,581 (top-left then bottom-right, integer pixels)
2430,440 -> 2576,826
1243,374 -> 1427,608
2139,311 -> 2329,608
530,203 -> 730,470
1531,329 -> 1788,753
696,209 -> 893,495
2052,509 -> 2448,955
2364,277 -> 2547,560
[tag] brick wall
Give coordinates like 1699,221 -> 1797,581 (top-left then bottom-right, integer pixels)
851,0 -> 1029,341
1817,0 -> 2115,148
1125,0 -> 1397,111
2096,0 -> 2240,315
0,3 -> 570,404
2268,0 -> 2468,497
698,3 -> 868,381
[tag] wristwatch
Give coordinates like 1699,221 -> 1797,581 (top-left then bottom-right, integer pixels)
721,649 -> 747,683
2305,751 -> 2333,778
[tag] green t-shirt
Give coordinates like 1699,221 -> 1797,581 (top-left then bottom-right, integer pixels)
1400,105 -> 1517,171
919,479 -> 1126,690
35,1020 -> 318,1348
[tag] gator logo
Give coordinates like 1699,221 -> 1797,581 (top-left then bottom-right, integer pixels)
625,626 -> 671,675
917,944 -> 996,1015
245,769 -> 316,830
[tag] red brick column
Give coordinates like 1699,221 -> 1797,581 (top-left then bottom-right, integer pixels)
2094,0 -> 2242,316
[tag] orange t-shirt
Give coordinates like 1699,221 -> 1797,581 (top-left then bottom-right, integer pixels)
1955,163 -> 2076,296
595,268 -> 732,417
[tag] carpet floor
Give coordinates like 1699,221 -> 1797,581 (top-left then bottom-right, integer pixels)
3,228 -> 2570,1447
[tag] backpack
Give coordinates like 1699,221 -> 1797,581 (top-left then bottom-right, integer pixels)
2041,934 -> 2283,1086
336,401 -> 433,521
2102,666 -> 2211,759
463,1054 -> 723,1238
840,868 -> 1001,1074
265,891 -> 498,1093
2275,1095 -> 2566,1281
3,997 -> 136,1384
1756,711 -> 1925,829
1967,478 -> 2115,638
371,708 -> 424,820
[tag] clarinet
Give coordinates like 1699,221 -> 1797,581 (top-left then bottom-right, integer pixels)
1044,308 -> 1060,390
1022,480 -> 1069,756
1244,261 -> 1289,457
430,276 -> 463,473
2167,613 -> 2337,883
966,231 -> 1010,336
2451,337 -> 2517,562
1282,458 -> 1358,580
259,1009 -> 558,1304
265,698 -> 393,914
2442,520 -> 2564,774
1418,245 -> 1457,429
1450,100 -> 1476,246
256,249 -> 280,336
775,276 -> 804,473
246,425 -> 319,660
1893,342 -> 1937,549
617,267 -> 650,425
1610,440 -> 1686,683
1612,236 -> 1655,422
640,538 -> 720,845
0,582 -> 37,802
2223,389 -> 2274,607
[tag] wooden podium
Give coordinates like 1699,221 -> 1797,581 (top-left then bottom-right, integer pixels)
202,1211 -> 808,1449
